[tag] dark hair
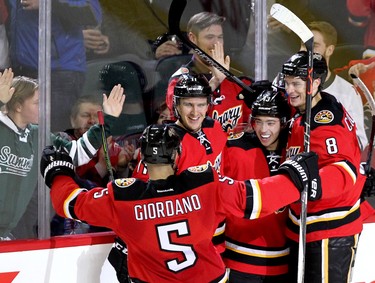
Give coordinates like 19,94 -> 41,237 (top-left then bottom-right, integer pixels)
187,12 -> 225,35
70,95 -> 102,120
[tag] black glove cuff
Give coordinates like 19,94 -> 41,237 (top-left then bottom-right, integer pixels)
278,160 -> 305,191
44,160 -> 75,188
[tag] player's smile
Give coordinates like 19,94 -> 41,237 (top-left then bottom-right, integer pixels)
176,97 -> 209,132
253,117 -> 281,151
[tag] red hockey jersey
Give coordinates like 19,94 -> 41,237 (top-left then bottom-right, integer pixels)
222,132 -> 289,276
132,118 -> 227,180
50,165 -> 301,283
285,92 -> 364,242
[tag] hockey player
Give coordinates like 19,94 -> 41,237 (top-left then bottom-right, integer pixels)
0,71 -> 125,239
132,73 -> 227,180
281,51 -> 365,282
120,73 -> 228,282
222,89 -> 291,282
40,123 -> 321,283
165,12 -> 254,135
301,21 -> 367,150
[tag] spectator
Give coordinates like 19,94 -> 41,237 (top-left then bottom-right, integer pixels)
222,89 -> 291,282
83,27 -> 110,59
0,70 -> 124,239
268,0 -> 365,74
152,32 -> 189,60
165,11 -> 254,136
275,0 -> 364,47
60,95 -> 135,184
7,0 -> 102,132
344,59 -> 375,168
281,51 -> 364,282
300,21 -> 368,150
41,123 -> 321,282
0,0 -> 9,71
347,0 -> 375,55
51,95 -> 135,235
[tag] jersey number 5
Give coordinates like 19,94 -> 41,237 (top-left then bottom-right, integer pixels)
157,220 -> 197,272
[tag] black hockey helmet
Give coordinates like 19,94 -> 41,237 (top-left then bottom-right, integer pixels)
173,73 -> 212,99
173,73 -> 212,118
251,89 -> 291,125
281,51 -> 328,86
140,124 -> 181,164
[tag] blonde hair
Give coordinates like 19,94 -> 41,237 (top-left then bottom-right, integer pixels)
6,76 -> 38,113
308,21 -> 337,47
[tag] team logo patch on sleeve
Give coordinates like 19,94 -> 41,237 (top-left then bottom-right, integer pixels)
187,164 -> 209,173
115,178 -> 136,188
228,132 -> 244,140
314,110 -> 334,124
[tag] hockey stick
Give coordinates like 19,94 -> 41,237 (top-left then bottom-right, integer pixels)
168,0 -> 254,94
351,74 -> 375,176
270,4 -> 314,283
97,110 -> 114,181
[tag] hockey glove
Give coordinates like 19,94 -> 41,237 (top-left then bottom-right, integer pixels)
362,167 -> 375,198
40,145 -> 75,188
278,151 -> 322,201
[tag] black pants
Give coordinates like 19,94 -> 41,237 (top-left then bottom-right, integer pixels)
108,237 -> 129,283
288,235 -> 359,283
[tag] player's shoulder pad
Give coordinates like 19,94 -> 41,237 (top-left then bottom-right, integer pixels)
201,116 -> 216,128
169,123 -> 188,139
178,164 -> 215,191
311,92 -> 344,130
112,178 -> 148,201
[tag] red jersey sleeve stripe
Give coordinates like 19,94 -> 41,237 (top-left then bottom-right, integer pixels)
63,188 -> 86,219
333,160 -> 357,184
245,179 -> 262,220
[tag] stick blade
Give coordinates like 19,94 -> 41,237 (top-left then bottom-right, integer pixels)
270,4 -> 313,43
351,73 -> 375,115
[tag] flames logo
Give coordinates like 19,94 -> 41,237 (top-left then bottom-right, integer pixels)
187,164 -> 209,173
314,110 -> 334,124
115,178 -> 136,188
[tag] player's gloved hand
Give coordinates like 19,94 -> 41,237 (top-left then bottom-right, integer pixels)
40,145 -> 75,188
278,151 -> 322,201
237,80 -> 272,108
362,166 -> 375,198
